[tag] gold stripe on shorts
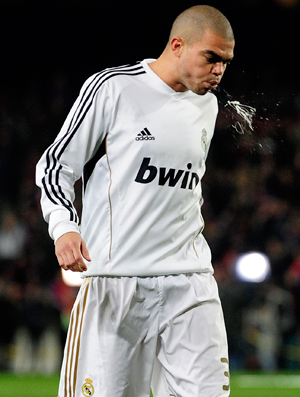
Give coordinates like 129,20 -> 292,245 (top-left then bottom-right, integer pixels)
64,277 -> 91,397
221,357 -> 230,392
73,278 -> 90,395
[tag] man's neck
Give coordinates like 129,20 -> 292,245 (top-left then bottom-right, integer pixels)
148,53 -> 188,93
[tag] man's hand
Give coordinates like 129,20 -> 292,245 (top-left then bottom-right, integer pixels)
55,232 -> 91,272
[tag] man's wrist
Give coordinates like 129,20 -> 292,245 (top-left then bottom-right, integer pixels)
52,222 -> 81,244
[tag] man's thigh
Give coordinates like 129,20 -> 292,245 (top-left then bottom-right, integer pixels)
152,273 -> 230,397
58,277 -> 159,397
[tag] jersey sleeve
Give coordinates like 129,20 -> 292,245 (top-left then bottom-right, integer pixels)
36,73 -> 111,242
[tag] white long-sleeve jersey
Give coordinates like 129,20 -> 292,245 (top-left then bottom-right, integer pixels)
36,59 -> 218,277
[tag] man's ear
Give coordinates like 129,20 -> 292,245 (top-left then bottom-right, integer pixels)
170,36 -> 185,57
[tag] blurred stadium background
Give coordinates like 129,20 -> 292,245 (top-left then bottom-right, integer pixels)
1,0 -> 300,393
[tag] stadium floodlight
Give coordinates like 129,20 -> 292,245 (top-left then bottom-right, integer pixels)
234,251 -> 271,283
61,268 -> 83,287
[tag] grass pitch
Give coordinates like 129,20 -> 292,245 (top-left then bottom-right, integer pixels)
0,373 -> 59,397
230,373 -> 300,397
0,372 -> 299,396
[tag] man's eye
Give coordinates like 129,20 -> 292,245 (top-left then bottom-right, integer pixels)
206,57 -> 216,63
206,56 -> 232,66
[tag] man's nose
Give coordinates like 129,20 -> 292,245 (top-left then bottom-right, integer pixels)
212,62 -> 226,76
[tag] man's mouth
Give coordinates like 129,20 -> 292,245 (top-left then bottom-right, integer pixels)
207,80 -> 219,89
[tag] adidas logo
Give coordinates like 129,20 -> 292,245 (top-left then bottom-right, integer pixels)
135,128 -> 155,141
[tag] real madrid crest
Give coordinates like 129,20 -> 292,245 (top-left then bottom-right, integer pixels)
82,377 -> 95,396
201,128 -> 208,153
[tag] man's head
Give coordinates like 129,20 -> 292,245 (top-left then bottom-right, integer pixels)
151,5 -> 235,95
169,5 -> 234,46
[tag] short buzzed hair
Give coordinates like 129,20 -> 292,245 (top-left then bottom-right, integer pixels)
169,5 -> 234,44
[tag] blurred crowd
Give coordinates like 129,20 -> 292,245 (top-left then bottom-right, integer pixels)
1,0 -> 300,374
0,74 -> 80,372
204,89 -> 300,371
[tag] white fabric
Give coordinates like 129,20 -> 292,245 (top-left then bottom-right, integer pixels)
36,60 -> 218,277
58,273 -> 230,397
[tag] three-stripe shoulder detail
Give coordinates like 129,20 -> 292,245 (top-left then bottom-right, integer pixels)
42,63 -> 146,223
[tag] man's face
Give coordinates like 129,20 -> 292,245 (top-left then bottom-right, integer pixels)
176,29 -> 235,95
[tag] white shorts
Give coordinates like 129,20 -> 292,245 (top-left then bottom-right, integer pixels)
58,273 -> 230,397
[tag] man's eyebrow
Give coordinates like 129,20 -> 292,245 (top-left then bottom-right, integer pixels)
202,50 -> 234,63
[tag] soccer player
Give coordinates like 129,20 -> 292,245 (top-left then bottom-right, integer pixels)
36,5 -> 234,397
